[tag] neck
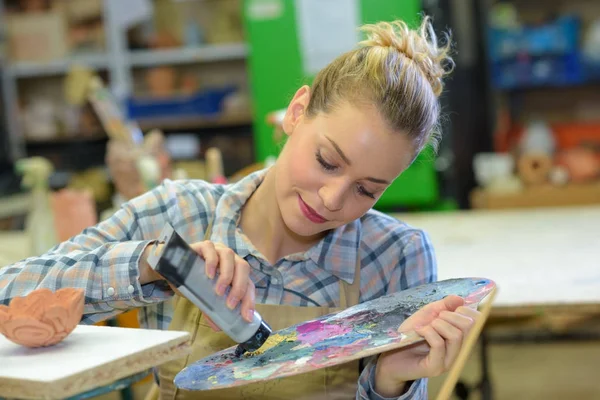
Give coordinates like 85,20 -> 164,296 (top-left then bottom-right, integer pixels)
239,167 -> 324,264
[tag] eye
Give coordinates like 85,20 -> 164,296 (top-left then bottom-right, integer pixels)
357,185 -> 375,199
316,151 -> 337,171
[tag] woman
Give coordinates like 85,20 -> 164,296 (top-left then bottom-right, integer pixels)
1,17 -> 479,399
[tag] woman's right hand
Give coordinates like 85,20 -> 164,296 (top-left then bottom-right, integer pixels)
140,240 -> 256,326
191,240 -> 256,327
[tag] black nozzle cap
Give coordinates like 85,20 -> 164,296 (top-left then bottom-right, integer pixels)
234,320 -> 272,357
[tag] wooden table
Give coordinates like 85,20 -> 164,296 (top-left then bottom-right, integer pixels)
0,233 -> 188,400
0,325 -> 191,400
394,205 -> 600,313
392,205 -> 600,399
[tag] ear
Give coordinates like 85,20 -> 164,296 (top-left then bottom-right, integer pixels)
282,85 -> 311,136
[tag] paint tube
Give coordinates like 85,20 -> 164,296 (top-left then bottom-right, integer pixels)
147,223 -> 272,356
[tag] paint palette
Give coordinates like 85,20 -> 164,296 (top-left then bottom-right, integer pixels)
174,277 -> 495,391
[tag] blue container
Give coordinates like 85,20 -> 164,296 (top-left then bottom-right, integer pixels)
488,15 -> 581,61
126,86 -> 236,119
488,15 -> 584,89
490,52 -> 585,89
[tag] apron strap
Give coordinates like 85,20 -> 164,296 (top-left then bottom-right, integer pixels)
204,215 -> 214,241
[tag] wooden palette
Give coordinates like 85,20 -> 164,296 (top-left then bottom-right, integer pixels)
175,277 -> 496,391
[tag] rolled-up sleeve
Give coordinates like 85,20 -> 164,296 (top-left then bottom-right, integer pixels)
0,180 -> 188,324
356,215 -> 438,400
357,358 -> 427,400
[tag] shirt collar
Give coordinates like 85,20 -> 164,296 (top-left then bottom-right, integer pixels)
305,219 -> 361,284
208,168 -> 361,284
208,169 -> 264,259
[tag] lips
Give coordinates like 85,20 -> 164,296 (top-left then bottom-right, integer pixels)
298,195 -> 328,224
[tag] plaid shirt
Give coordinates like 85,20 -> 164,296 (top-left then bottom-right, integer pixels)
0,168 -> 436,400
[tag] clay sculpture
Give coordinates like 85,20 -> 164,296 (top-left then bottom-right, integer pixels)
0,288 -> 84,348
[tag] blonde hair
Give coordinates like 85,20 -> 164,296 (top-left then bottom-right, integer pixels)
306,16 -> 453,158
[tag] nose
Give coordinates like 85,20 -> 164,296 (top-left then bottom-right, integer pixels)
318,179 -> 346,212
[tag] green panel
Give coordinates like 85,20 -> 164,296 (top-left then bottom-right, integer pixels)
360,0 -> 434,209
374,147 -> 438,210
360,0 -> 421,27
243,0 -> 439,208
243,0 -> 305,160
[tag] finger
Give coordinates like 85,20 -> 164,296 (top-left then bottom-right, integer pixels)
431,318 -> 464,370
418,295 -> 464,315
240,280 -> 256,323
456,306 -> 481,320
416,325 -> 446,377
215,247 -> 236,296
441,295 -> 465,312
226,257 -> 250,310
191,241 -> 218,279
399,295 -> 466,333
438,310 -> 474,332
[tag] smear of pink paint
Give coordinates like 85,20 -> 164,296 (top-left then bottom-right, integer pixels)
296,320 -> 324,334
308,340 -> 370,367
296,321 -> 352,345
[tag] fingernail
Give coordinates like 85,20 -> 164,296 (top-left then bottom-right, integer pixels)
207,266 -> 216,279
246,309 -> 255,322
227,296 -> 239,309
217,284 -> 227,296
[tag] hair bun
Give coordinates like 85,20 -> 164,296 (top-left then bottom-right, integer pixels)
359,17 -> 453,97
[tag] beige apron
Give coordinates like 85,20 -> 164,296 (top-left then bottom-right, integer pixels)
149,222 -> 362,400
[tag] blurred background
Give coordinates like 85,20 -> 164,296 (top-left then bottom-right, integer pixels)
1,0 -> 600,214
0,1 -> 599,400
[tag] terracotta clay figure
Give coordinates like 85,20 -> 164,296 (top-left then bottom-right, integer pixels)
0,288 -> 84,348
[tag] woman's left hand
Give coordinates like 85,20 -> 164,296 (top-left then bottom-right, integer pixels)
374,295 -> 480,397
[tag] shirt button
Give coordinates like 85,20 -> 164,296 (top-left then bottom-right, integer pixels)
127,285 -> 135,294
106,287 -> 115,296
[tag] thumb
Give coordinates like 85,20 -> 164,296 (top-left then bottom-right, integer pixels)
441,295 -> 465,312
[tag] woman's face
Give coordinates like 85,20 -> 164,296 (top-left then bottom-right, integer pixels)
275,86 -> 415,238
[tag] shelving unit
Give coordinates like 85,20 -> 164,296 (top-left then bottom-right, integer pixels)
485,0 -> 600,131
138,109 -> 253,131
128,43 -> 247,67
6,53 -> 109,78
0,0 -> 252,164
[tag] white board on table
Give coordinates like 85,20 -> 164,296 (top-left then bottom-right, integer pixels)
0,324 -> 191,399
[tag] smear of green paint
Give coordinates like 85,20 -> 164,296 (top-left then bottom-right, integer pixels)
234,363 -> 282,381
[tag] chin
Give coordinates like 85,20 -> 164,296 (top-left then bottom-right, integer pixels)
282,207 -> 330,238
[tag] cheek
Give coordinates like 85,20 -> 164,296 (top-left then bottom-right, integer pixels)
284,141 -> 320,189
344,201 -> 374,223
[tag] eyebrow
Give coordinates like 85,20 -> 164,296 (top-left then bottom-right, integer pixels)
325,136 -> 390,185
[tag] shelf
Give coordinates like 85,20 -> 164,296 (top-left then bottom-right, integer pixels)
495,78 -> 600,93
470,182 -> 600,210
22,111 -> 253,146
128,43 -> 248,68
4,44 -> 248,78
138,111 -> 253,131
24,132 -> 107,145
8,53 -> 109,78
